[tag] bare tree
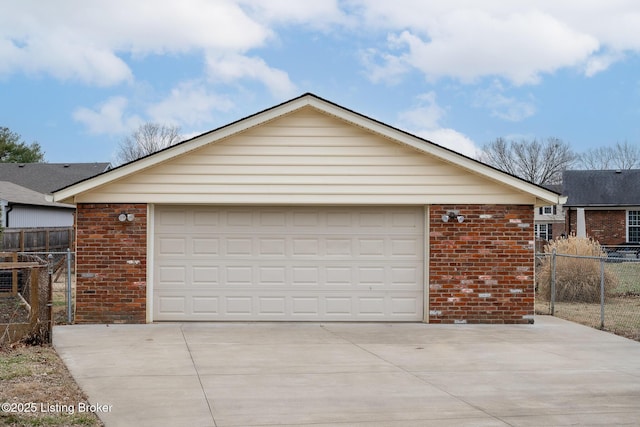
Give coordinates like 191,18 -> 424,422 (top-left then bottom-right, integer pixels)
478,137 -> 577,185
578,141 -> 640,170
116,122 -> 181,164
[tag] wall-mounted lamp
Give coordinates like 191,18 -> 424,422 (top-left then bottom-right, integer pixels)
118,212 -> 135,222
441,210 -> 465,223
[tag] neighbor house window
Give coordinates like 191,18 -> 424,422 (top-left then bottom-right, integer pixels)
538,206 -> 556,215
628,210 -> 640,243
535,224 -> 552,241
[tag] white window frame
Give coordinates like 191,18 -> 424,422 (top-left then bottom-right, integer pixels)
535,223 -> 552,241
542,205 -> 554,215
627,210 -> 640,243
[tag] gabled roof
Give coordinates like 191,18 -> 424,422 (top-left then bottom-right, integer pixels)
51,93 -> 562,206
0,162 -> 111,194
0,181 -> 74,208
563,169 -> 640,207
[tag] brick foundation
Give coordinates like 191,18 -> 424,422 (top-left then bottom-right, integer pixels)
75,203 -> 147,323
429,205 -> 535,324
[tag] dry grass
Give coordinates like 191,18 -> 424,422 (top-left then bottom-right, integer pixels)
537,236 -> 617,303
0,345 -> 103,426
536,297 -> 640,341
536,256 -> 640,342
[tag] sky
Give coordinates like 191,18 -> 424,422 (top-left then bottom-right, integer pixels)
1,1 -> 640,164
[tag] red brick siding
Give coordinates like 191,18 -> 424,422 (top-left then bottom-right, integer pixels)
75,204 -> 147,323
429,205 -> 535,324
567,209 -> 627,245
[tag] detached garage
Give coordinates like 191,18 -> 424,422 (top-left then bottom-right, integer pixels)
52,93 -> 562,324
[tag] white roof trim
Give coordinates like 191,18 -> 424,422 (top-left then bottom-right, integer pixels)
51,93 -> 563,206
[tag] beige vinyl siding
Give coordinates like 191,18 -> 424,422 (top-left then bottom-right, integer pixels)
75,107 -> 535,205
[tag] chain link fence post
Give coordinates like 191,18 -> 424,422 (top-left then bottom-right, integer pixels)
600,257 -> 605,330
66,248 -> 72,323
47,253 -> 53,343
550,248 -> 556,316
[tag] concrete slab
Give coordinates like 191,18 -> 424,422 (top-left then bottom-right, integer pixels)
53,316 -> 640,427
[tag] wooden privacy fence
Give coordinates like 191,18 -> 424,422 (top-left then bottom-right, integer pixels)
1,227 -> 74,252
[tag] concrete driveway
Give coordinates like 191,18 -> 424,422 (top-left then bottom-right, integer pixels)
53,316 -> 640,427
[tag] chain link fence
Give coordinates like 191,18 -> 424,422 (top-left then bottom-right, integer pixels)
0,253 -> 48,345
20,250 -> 75,326
536,250 -> 640,341
1,251 -> 74,345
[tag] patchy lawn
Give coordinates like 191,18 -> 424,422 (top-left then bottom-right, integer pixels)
536,296 -> 640,341
0,345 -> 102,427
536,259 -> 640,341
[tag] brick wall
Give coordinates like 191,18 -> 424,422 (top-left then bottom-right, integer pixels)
429,205 -> 535,324
566,209 -> 627,245
75,203 -> 147,323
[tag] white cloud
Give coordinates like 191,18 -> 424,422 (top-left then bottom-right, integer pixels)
397,92 -> 445,128
4,1 -> 640,90
206,53 -> 297,98
240,0 -> 349,28
72,97 -> 142,135
354,1 -> 640,83
363,11 -> 598,85
417,128 -> 479,158
147,81 -> 235,127
397,92 -> 479,158
0,0 -> 270,86
474,80 -> 536,122
584,52 -> 624,77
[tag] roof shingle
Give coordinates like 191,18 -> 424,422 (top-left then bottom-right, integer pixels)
562,169 -> 640,207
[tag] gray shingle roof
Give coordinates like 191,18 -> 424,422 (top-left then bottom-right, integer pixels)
562,169 -> 640,207
0,163 -> 110,194
0,181 -> 74,208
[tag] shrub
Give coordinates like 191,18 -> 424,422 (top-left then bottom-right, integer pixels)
537,236 -> 617,303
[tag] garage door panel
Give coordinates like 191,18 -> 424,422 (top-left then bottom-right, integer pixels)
258,297 -> 286,315
157,295 -> 186,315
154,206 -> 424,321
225,266 -> 253,285
193,296 -> 219,314
192,266 -> 219,285
258,266 -> 286,285
292,267 -> 319,285
292,297 -> 319,315
158,237 -> 186,256
259,238 -> 286,255
158,266 -> 187,284
193,210 -> 220,227
391,297 -> 420,316
192,238 -> 219,255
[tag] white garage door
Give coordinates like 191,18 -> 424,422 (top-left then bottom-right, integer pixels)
153,206 -> 424,321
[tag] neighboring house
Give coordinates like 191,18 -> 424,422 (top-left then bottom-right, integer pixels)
533,184 -> 566,243
562,169 -> 640,245
0,181 -> 75,229
51,93 -> 562,325
0,163 -> 111,250
0,162 -> 111,194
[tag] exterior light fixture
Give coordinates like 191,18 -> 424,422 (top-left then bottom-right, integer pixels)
118,213 -> 135,222
442,210 -> 465,223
